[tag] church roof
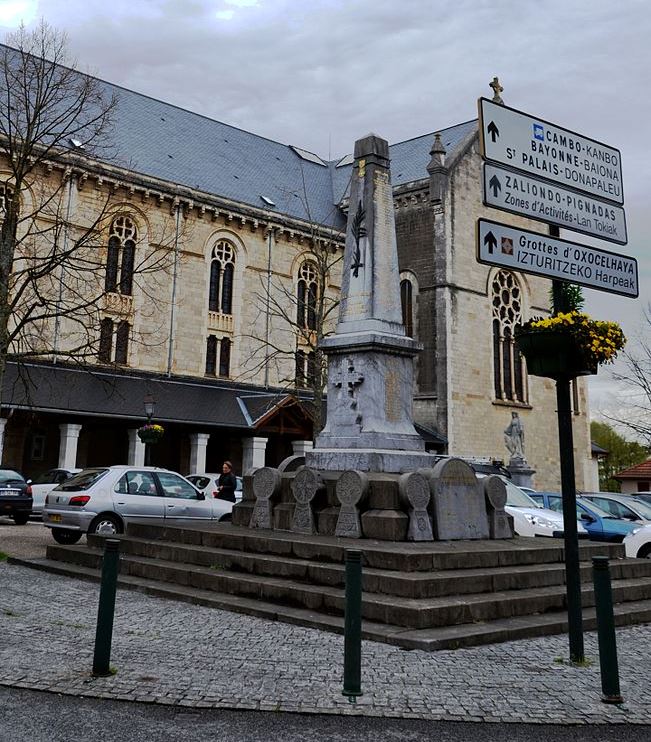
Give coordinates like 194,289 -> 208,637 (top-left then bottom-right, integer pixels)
0,44 -> 477,229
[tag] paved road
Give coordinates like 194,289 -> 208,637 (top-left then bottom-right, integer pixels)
0,518 -> 50,559
1,686 -> 650,742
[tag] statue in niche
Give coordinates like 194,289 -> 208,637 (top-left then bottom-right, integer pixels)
504,411 -> 525,461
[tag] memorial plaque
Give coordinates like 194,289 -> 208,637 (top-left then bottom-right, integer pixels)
428,458 -> 489,540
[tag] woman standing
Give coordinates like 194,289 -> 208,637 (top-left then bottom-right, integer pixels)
216,460 -> 237,503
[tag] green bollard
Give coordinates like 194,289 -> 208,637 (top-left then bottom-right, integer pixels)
342,549 -> 363,700
92,538 -> 121,677
592,556 -> 623,704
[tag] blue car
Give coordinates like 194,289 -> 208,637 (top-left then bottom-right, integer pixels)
529,492 -> 638,543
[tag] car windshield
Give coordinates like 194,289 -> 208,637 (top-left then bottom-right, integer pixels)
576,498 -> 613,519
503,479 -> 539,508
623,497 -> 651,520
0,469 -> 24,483
55,468 -> 109,492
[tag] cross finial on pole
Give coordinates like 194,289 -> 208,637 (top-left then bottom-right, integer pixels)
489,76 -> 504,105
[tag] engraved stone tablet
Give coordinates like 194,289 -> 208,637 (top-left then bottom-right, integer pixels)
335,470 -> 369,538
249,467 -> 281,530
398,471 -> 433,541
290,467 -> 324,535
428,458 -> 490,540
482,475 -> 513,539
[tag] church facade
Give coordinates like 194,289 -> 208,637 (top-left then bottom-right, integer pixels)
0,50 -> 592,489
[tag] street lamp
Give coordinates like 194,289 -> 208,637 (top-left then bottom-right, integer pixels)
143,394 -> 155,465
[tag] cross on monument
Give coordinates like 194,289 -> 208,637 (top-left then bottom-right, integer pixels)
489,76 -> 504,104
333,360 -> 364,408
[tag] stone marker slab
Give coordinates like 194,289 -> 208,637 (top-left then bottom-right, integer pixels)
335,470 -> 369,538
249,467 -> 281,530
291,467 -> 324,535
482,475 -> 513,539
428,458 -> 490,540
398,471 -> 433,541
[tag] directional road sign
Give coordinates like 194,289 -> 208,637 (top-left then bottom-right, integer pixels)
478,98 -> 624,205
482,163 -> 628,245
476,218 -> 638,297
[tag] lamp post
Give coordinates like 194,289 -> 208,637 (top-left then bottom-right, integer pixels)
143,394 -> 155,466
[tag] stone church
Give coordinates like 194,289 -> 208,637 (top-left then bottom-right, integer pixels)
0,45 -> 593,490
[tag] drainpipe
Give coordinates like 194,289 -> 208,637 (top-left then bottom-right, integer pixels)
166,199 -> 182,377
264,226 -> 275,389
53,171 -> 75,363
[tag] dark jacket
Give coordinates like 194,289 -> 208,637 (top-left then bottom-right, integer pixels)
217,471 -> 237,502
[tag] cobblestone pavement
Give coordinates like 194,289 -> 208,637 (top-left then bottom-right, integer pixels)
1,561 -> 649,725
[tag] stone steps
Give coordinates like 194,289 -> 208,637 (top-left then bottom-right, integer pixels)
15,521 -> 651,650
10,554 -> 651,651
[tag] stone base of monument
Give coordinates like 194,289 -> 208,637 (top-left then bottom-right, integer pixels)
507,459 -> 536,490
25,522 -> 651,652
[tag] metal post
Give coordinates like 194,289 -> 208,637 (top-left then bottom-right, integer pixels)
592,556 -> 623,703
556,372 -> 584,663
144,442 -> 151,467
92,538 -> 120,676
342,549 -> 363,699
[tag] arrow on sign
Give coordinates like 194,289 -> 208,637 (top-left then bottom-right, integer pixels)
484,231 -> 497,254
489,175 -> 501,197
487,121 -> 499,142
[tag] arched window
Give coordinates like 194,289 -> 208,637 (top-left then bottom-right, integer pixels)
297,262 -> 318,330
205,335 -> 231,378
105,216 -> 137,296
492,270 -> 527,403
295,349 -> 315,388
219,337 -> 231,377
400,278 -> 414,337
208,240 -> 235,314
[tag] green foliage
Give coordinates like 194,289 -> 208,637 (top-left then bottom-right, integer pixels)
591,421 -> 648,491
550,283 -> 585,314
0,551 -> 7,561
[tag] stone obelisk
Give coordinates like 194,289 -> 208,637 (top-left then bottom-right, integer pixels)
307,134 -> 436,473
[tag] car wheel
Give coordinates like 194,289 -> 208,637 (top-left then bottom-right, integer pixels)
637,543 -> 651,559
52,528 -> 83,545
218,513 -> 232,522
12,512 -> 29,525
89,514 -> 123,536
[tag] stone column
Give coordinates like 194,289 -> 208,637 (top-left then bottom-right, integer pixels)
189,433 -> 210,473
0,418 -> 7,464
242,436 -> 268,473
58,423 -> 82,469
128,428 -> 145,467
292,440 -> 313,457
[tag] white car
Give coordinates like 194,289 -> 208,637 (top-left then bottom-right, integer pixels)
186,473 -> 243,503
623,524 -> 651,559
481,475 -> 588,539
43,465 -> 233,545
29,468 -> 82,517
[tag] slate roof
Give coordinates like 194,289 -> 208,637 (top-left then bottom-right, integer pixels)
1,362 -> 281,429
0,43 -> 477,229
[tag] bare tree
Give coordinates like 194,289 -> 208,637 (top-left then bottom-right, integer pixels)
608,303 -> 651,446
0,22 -> 175,401
239,184 -> 345,437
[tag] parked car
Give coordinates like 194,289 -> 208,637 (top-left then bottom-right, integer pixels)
30,467 -> 82,517
580,492 -> 651,524
623,524 -> 651,559
186,473 -> 243,503
477,475 -> 587,539
43,465 -> 233,545
631,492 -> 651,507
0,467 -> 32,525
529,492 -> 638,543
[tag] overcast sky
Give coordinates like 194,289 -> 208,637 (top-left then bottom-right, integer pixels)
1,0 -> 649,425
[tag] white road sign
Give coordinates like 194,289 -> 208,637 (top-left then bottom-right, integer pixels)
476,218 -> 638,297
482,163 -> 628,245
478,98 -> 624,205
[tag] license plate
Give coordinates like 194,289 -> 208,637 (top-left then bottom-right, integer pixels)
49,514 -> 62,523
1,489 -> 20,496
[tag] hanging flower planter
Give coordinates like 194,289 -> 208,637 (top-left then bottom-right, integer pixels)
515,312 -> 625,381
137,424 -> 164,445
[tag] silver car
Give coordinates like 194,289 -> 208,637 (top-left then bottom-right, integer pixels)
43,465 -> 233,545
